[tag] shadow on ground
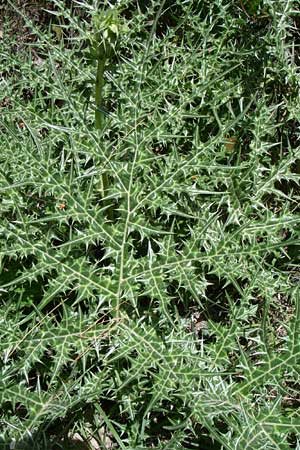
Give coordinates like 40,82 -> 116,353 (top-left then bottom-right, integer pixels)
0,435 -> 91,450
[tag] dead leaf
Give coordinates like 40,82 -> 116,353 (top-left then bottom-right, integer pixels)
224,137 -> 237,151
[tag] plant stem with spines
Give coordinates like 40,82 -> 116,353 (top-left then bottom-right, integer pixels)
95,55 -> 113,220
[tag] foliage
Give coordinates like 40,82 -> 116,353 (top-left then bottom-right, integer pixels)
0,0 -> 300,448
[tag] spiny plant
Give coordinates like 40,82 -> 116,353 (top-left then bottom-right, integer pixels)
0,0 -> 300,448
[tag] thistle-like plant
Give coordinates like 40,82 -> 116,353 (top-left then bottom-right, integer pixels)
0,0 -> 299,449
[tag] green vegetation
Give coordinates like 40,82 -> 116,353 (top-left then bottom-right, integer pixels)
0,0 -> 299,448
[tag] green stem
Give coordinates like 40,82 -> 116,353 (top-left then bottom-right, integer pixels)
95,57 -> 105,130
95,56 -> 113,220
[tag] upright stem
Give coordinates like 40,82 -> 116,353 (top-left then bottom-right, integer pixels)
95,56 -> 113,220
95,57 -> 105,130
